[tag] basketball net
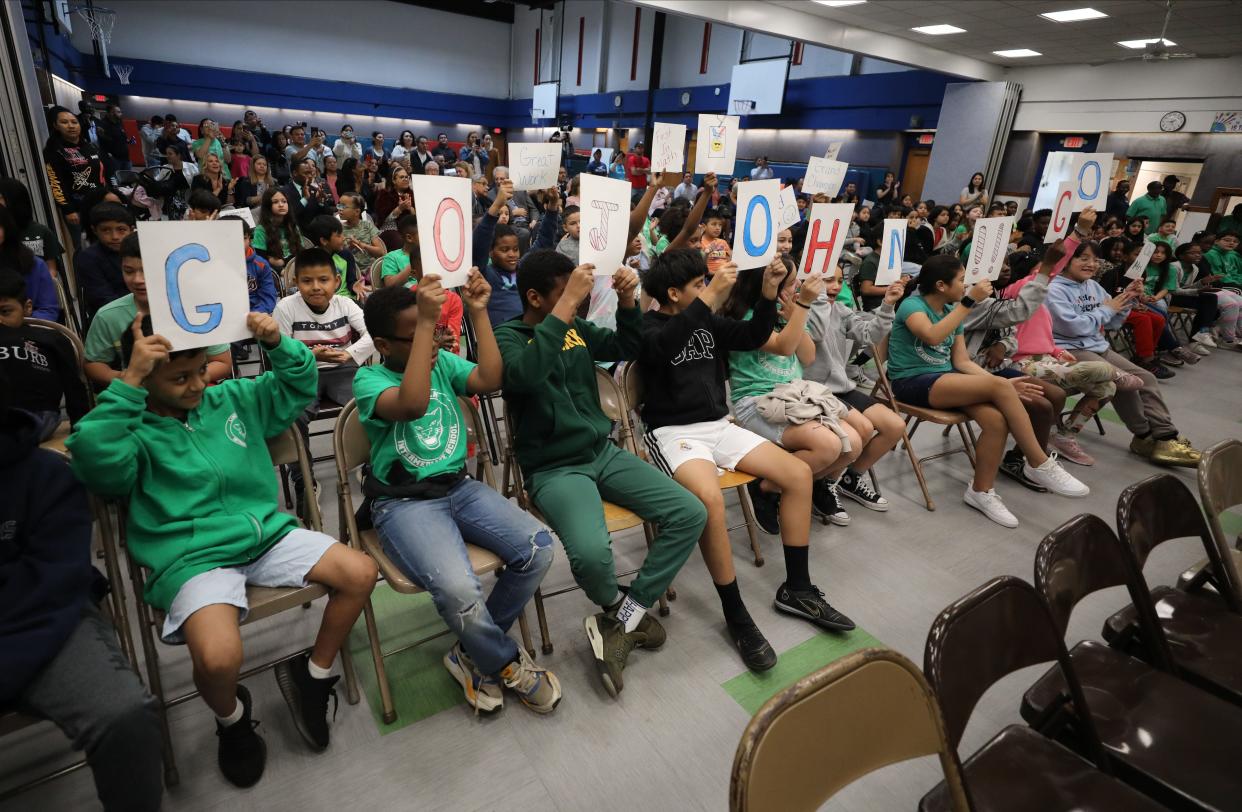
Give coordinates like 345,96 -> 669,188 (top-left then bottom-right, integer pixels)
75,5 -> 116,78
732,99 -> 757,116
114,64 -> 133,85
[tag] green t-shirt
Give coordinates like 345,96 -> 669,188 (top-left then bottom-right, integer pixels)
343,219 -> 380,271
353,352 -> 475,483
84,293 -> 229,367
1143,264 -> 1176,296
836,282 -> 855,308
729,309 -> 804,402
641,219 -> 669,258
380,248 -> 414,288
191,137 -> 231,181
887,294 -> 961,380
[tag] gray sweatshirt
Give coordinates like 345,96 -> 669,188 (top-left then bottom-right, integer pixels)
805,296 -> 895,393
961,271 -> 1050,364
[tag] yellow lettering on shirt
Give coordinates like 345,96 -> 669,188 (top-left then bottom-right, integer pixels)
562,329 -> 586,352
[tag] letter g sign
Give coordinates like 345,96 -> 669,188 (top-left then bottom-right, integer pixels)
165,243 -> 222,334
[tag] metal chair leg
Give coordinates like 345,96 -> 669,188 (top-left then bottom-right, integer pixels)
533,589 -> 553,655
737,484 -> 764,567
360,596 -> 396,724
516,606 -> 535,659
339,644 -> 361,705
901,418 -> 934,511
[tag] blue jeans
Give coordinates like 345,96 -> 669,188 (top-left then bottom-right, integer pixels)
372,477 -> 554,675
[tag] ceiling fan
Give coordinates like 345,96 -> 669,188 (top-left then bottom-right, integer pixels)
1117,0 -> 1197,61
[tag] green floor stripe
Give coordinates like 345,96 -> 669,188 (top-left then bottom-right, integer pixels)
347,584 -> 466,734
1221,510 -> 1242,537
721,628 -> 884,716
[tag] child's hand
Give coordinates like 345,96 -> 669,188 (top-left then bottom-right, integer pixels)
562,263 -> 596,308
495,179 -> 513,205
1010,376 -> 1043,403
968,279 -> 993,301
1057,350 -> 1078,363
983,342 -> 1007,369
796,273 -> 825,306
461,267 -> 491,312
702,172 -> 718,191
121,315 -> 172,387
761,257 -> 788,299
543,189 -> 561,212
613,266 -> 639,308
247,312 -> 281,347
703,263 -> 738,308
883,281 -> 905,305
417,274 -> 447,320
1076,206 -> 1097,233
1042,239 -> 1066,269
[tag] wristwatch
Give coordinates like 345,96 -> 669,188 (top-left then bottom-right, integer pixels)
960,295 -> 977,309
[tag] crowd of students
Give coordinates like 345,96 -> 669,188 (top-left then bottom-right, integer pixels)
4,105 -> 1241,809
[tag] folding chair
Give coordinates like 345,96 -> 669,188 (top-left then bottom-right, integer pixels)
730,647 -> 969,812
1188,439 -> 1242,595
26,317 -> 94,453
124,427 -> 360,787
333,398 -> 534,724
869,338 -> 975,511
618,362 -> 765,567
1165,305 -> 1196,343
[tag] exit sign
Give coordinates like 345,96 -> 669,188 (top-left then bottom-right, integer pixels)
1063,136 -> 1085,148
917,133 -> 934,145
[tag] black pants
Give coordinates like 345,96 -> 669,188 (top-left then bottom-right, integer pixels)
1171,291 -> 1219,334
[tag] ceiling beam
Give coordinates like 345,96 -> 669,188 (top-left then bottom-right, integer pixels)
628,0 -> 1004,81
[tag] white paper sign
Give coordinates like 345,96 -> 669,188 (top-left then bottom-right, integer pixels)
802,157 -> 848,197
218,207 -> 255,228
509,143 -> 561,190
777,185 -> 801,229
1125,238 -> 1157,280
732,179 -> 781,271
824,142 -> 843,161
798,203 -> 853,279
650,122 -> 687,174
964,216 -> 1014,284
1072,152 -> 1112,212
411,175 -> 472,288
694,114 -> 740,175
138,220 -> 251,351
1045,181 -> 1077,244
580,174 -> 632,277
874,220 -> 907,286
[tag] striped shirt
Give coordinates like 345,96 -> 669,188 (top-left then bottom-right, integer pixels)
273,292 -> 374,368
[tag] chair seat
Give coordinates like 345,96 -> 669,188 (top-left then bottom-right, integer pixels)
0,711 -> 41,737
718,470 -> 756,489
1177,551 -> 1242,595
896,402 -> 970,425
360,528 -> 502,594
1101,585 -> 1242,706
919,725 -> 1164,812
244,583 -> 329,625
1021,640 -> 1242,812
604,501 -> 645,533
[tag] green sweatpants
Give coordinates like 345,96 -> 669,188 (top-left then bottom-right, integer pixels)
527,442 -> 707,609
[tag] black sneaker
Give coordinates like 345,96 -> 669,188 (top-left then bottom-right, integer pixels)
727,620 -> 778,672
838,470 -> 890,512
811,479 -> 851,526
1137,358 -> 1176,379
1158,350 -> 1184,367
999,449 -> 1048,493
774,583 -> 856,632
216,685 -> 267,788
747,479 -> 780,535
274,652 -> 339,752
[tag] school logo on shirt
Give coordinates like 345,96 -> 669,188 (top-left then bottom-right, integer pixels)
224,412 -> 248,448
394,390 -> 461,467
562,328 -> 587,352
671,329 -> 715,365
914,336 -> 953,367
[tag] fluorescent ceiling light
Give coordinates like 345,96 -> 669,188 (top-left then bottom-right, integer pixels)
1040,8 -> 1108,22
993,48 -> 1042,57
1117,37 -> 1176,48
814,0 -> 867,6
911,24 -> 965,35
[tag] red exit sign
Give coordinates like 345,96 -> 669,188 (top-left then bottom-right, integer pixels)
917,133 -> 934,145
1063,136 -> 1085,148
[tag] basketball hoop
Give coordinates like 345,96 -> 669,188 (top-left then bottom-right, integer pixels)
114,63 -> 133,85
73,4 -> 116,78
530,107 -> 547,124
731,99 -> 757,116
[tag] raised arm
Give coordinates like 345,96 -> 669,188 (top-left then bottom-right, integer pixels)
904,280 -> 992,347
668,173 -> 715,251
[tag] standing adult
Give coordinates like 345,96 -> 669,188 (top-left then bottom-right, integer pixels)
97,104 -> 132,174
481,134 -> 500,185
242,110 -> 272,152
585,149 -> 608,176
333,125 -> 362,165
76,101 -> 99,146
389,131 -> 415,168
266,131 -> 292,184
139,115 -> 164,168
673,172 -> 698,202
1127,181 -> 1167,235
192,119 -> 231,181
749,157 -> 774,180
432,133 -> 456,163
1162,174 -> 1189,218
367,131 -> 390,165
284,125 -> 314,170
41,105 -> 105,243
410,135 -> 435,174
874,171 -> 900,210
625,142 -> 650,203
959,171 -> 988,207
154,115 -> 191,163
1105,179 -> 1131,221
459,132 -> 489,179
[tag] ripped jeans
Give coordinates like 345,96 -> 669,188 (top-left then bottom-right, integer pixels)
372,477 -> 554,675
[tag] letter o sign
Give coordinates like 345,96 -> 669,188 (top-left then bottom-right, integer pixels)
433,198 -> 465,272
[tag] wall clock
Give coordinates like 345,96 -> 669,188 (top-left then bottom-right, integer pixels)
1160,111 -> 1186,132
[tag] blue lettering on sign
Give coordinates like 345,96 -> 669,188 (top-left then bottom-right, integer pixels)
166,243 -> 222,334
886,227 -> 905,270
743,195 -> 772,256
1077,160 -> 1101,202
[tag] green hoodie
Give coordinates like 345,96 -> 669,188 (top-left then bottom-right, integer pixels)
1205,245 -> 1242,288
67,336 -> 317,610
496,305 -> 642,476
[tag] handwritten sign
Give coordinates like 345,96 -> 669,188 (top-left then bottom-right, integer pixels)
798,203 -> 853,279
823,142 -> 843,161
874,219 -> 907,286
1045,181 -> 1077,244
964,216 -> 1013,284
217,207 -> 255,228
138,220 -> 251,350
579,174 -> 632,277
802,157 -> 848,197
1073,152 -> 1112,212
777,185 -> 801,229
509,143 -> 561,190
650,122 -> 687,174
695,114 -> 740,175
411,175 -> 471,288
1125,238 -> 1157,280
732,179 -> 781,271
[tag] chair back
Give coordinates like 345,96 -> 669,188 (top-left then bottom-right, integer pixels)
619,361 -> 646,455
1118,474 -> 1240,613
368,257 -> 385,286
25,317 -> 94,408
731,648 -> 968,812
282,256 -> 298,293
458,396 -> 496,489
594,366 -> 633,451
868,336 -> 897,404
267,426 -> 321,531
334,399 -> 371,478
1198,440 -> 1242,601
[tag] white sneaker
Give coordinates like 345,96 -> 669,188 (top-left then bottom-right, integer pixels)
1192,331 -> 1217,348
1189,342 -> 1212,356
1024,454 -> 1090,497
963,486 -> 1019,528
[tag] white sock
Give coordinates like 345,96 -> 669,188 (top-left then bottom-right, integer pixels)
616,594 -> 648,633
216,699 -> 244,727
307,658 -> 333,680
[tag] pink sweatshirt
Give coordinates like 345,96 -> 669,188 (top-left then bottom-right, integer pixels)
1006,234 -> 1080,360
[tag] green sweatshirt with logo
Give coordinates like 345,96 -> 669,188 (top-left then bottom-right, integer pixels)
66,336 -> 317,610
496,305 -> 642,476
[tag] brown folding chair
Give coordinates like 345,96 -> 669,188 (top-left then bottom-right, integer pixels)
1025,513 -> 1242,811
1187,439 -> 1242,596
1165,304 -> 1196,342
333,398 -> 534,724
124,427 -> 360,787
618,362 -> 765,566
26,317 -> 95,453
869,337 -> 975,511
1106,474 -> 1242,708
730,647 -> 969,812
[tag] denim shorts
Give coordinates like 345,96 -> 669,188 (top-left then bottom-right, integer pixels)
732,395 -> 786,445
889,372 -> 950,409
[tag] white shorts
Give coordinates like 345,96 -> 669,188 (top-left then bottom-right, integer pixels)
161,529 -> 338,643
644,419 -> 767,477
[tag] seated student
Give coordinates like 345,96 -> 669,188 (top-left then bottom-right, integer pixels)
639,251 -> 855,671
357,277 -> 561,713
68,312 -> 377,789
220,215 -> 278,315
253,187 -> 305,278
75,202 -> 134,316
84,234 -> 233,389
1046,241 -> 1202,468
185,188 -> 223,222
473,179 -> 560,325
1174,241 -> 1242,348
555,205 -> 580,264
888,255 -> 1089,528
0,271 -> 89,441
1141,240 -> 1203,365
339,193 -> 385,274
0,204 -> 59,320
1204,229 -> 1242,293
2,396 -> 163,811
804,266 -> 906,510
380,214 -> 465,352
305,214 -> 366,301
495,251 -> 706,697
